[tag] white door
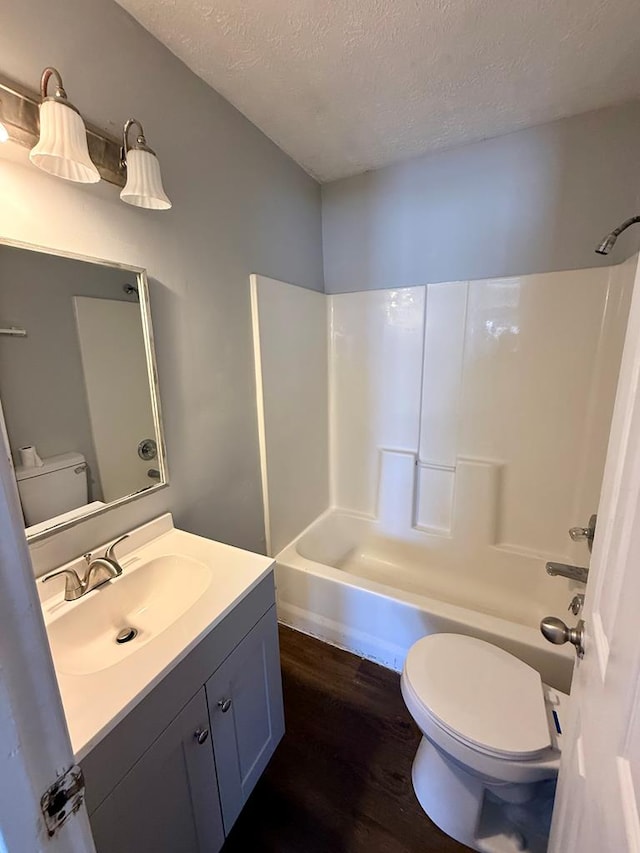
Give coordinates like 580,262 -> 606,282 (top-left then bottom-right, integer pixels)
550,252 -> 640,852
74,297 -> 157,502
0,429 -> 95,851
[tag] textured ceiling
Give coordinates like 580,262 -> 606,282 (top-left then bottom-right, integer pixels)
116,0 -> 640,182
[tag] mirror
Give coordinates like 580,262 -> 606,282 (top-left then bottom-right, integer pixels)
0,240 -> 167,540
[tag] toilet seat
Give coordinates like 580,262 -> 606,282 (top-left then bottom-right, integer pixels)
402,634 -> 565,848
402,634 -> 556,773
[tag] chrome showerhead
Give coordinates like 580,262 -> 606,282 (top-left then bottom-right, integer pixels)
123,283 -> 139,300
595,215 -> 640,256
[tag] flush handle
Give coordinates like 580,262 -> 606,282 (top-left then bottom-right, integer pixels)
218,698 -> 232,713
540,616 -> 585,658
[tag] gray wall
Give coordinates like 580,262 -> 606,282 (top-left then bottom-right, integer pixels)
322,103 -> 640,293
0,245 -> 141,503
0,0 -> 323,569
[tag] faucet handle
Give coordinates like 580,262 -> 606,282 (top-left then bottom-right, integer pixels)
568,593 -> 585,616
105,534 -> 129,562
568,513 -> 597,552
83,552 -> 92,565
42,568 -> 84,601
569,526 -> 590,541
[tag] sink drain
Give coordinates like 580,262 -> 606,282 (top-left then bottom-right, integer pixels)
115,627 -> 138,644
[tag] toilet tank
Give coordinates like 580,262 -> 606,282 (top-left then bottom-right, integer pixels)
15,452 -> 89,526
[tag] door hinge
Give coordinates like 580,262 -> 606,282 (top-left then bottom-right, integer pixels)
40,764 -> 86,837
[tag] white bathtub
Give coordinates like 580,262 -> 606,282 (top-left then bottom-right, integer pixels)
276,510 -> 575,692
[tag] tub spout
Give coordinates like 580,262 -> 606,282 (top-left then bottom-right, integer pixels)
546,562 -> 588,584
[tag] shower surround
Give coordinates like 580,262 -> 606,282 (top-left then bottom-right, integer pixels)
251,256 -> 637,691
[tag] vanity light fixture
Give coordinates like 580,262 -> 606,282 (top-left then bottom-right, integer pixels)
29,67 -> 100,183
120,119 -> 171,210
0,71 -> 173,207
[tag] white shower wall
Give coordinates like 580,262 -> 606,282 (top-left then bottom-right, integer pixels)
328,286 -> 426,513
330,260 -> 635,563
252,259 -> 635,563
251,275 -> 329,555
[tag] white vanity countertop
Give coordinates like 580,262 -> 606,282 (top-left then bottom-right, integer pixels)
38,514 -> 274,761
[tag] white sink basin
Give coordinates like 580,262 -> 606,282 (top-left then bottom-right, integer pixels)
38,515 -> 275,760
47,554 -> 212,676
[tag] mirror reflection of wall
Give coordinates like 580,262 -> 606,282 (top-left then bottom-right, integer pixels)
0,243 -> 165,538
74,295 -> 156,502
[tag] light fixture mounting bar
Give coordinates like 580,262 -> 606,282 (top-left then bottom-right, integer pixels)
0,75 -> 125,188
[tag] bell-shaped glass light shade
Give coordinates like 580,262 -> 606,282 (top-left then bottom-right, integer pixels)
0,121 -> 8,143
29,99 -> 100,183
120,148 -> 171,210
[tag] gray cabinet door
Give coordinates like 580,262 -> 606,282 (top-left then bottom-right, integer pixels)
206,605 -> 285,833
90,687 -> 225,853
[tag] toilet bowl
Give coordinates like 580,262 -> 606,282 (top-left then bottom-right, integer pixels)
401,634 -> 567,853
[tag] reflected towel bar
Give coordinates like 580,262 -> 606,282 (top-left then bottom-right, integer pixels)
0,327 -> 27,337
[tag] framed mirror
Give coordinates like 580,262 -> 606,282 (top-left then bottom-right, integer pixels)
0,239 -> 167,541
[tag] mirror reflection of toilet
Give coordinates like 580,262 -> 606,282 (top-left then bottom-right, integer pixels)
15,451 -> 88,526
401,634 -> 567,853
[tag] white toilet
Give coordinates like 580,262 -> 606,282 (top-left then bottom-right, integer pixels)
15,451 -> 89,527
401,633 -> 567,853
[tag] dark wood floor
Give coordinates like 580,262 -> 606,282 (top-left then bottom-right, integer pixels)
223,626 -> 466,853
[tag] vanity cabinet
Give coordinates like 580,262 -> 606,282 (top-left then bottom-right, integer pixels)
82,575 -> 284,853
89,688 -> 225,853
207,606 -> 285,832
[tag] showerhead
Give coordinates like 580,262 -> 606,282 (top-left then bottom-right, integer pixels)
123,283 -> 139,300
595,215 -> 640,256
595,233 -> 618,255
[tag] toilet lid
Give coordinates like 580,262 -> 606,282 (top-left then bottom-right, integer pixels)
404,634 -> 551,760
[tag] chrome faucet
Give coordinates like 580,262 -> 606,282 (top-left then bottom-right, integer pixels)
546,561 -> 589,584
43,535 -> 129,601
544,515 -> 596,585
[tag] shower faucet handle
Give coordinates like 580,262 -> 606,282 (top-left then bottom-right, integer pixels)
568,593 -> 585,616
568,514 -> 597,552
